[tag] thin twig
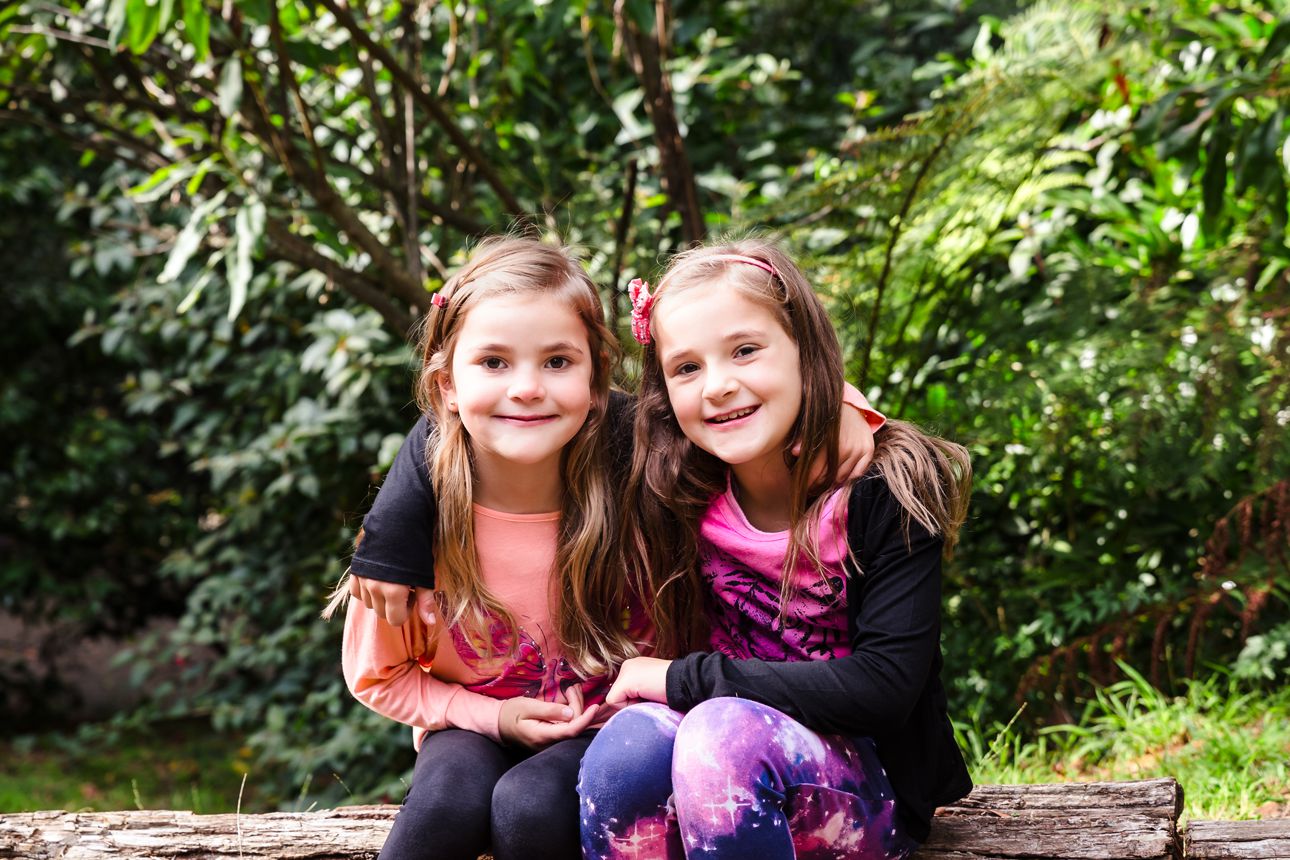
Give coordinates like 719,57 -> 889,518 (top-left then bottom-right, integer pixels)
8,24 -> 111,49
236,772 -> 247,860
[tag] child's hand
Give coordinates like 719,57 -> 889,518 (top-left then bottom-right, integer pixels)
604,657 -> 672,706
794,401 -> 875,485
498,692 -> 600,751
834,402 -> 876,482
350,576 -> 417,626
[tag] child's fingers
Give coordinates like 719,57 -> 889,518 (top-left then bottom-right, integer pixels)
564,684 -> 585,716
525,703 -> 600,746
515,699 -> 576,723
565,703 -> 599,734
843,450 -> 874,482
596,700 -> 627,722
415,588 -> 437,627
604,677 -> 631,706
384,598 -> 409,627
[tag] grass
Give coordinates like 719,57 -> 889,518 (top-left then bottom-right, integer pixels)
0,718 -> 269,814
961,667 -> 1290,823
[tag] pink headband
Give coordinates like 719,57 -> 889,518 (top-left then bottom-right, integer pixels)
627,255 -> 779,346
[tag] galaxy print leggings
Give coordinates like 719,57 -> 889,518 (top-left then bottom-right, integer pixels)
578,699 -> 916,860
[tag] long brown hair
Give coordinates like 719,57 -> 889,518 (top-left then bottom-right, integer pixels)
624,237 -> 971,657
331,236 -> 637,676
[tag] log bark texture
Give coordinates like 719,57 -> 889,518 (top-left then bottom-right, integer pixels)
1184,819 -> 1290,859
0,805 -> 392,859
915,777 -> 1184,859
12,778 -> 1281,860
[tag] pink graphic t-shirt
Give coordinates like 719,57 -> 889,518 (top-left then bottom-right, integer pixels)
698,483 -> 855,663
343,504 -> 611,748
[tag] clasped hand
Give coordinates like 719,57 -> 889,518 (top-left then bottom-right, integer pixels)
499,685 -> 602,750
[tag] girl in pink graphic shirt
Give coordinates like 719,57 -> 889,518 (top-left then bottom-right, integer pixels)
579,239 -> 973,860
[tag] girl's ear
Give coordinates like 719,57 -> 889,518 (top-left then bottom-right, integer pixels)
437,372 -> 458,413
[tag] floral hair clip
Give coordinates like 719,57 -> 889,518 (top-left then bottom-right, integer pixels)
431,292 -> 448,309
628,277 -> 655,346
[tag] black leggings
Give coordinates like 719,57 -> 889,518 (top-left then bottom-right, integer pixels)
378,728 -> 593,860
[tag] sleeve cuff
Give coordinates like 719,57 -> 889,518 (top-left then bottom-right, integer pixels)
444,688 -> 505,741
348,555 -> 435,589
842,382 -> 886,431
665,652 -> 709,712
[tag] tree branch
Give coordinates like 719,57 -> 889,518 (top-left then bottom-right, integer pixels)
315,0 -> 526,220
617,0 -> 704,244
265,219 -> 417,337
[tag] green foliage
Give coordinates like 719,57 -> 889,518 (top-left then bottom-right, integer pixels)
768,0 -> 1290,722
0,129 -> 204,727
963,669 -> 1290,821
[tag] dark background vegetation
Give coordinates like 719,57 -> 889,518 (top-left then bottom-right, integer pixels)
2,0 -> 1287,809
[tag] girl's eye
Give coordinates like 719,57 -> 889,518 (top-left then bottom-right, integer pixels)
481,357 -> 506,370
547,356 -> 570,370
673,362 -> 700,377
735,344 -> 759,359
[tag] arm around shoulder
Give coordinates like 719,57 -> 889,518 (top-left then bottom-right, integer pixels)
349,415 -> 440,589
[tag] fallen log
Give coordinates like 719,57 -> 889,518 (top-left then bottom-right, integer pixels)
916,777 -> 1183,859
0,805 -> 391,860
1184,818 -> 1290,859
0,778 -> 1189,860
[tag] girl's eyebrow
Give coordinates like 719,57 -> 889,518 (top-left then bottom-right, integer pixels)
543,340 -> 586,355
469,340 -> 585,355
661,329 -> 764,365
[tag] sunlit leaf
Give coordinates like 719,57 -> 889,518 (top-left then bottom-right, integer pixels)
218,57 -> 243,119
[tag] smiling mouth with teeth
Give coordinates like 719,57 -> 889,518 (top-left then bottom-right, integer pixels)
709,406 -> 758,424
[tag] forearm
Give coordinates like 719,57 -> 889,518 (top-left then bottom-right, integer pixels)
341,600 -> 503,739
665,646 -> 932,737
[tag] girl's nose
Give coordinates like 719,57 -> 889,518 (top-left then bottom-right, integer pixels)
508,368 -> 545,401
703,370 -> 738,402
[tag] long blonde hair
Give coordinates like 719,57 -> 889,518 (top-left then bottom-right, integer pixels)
624,237 -> 971,657
331,236 -> 636,676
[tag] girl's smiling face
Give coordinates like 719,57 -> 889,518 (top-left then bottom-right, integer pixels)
652,281 -> 803,483
440,293 -> 594,476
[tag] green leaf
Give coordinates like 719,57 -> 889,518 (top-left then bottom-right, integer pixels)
159,190 -> 227,284
1200,116 -> 1231,236
227,199 -> 265,321
158,0 -> 175,33
126,0 -> 161,54
176,268 -> 214,314
129,161 -> 194,203
926,382 -> 949,412
182,0 -> 211,60
186,154 -> 218,196
106,0 -> 129,48
218,57 -> 243,119
1258,16 -> 1290,68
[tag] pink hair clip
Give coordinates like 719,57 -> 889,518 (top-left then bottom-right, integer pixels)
708,254 -> 778,278
431,292 -> 448,309
628,277 -> 655,346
